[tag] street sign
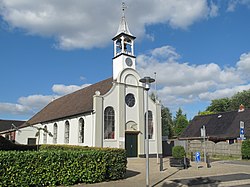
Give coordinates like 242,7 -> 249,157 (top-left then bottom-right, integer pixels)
240,121 -> 244,140
195,152 -> 200,162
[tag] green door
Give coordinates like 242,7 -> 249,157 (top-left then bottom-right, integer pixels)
125,133 -> 138,157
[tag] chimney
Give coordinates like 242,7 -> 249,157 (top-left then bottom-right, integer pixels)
238,104 -> 245,112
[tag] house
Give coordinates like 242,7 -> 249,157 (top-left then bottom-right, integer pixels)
180,105 -> 250,143
0,119 -> 25,142
15,7 -> 162,157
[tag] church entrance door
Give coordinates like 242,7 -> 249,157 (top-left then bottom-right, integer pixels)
125,133 -> 138,157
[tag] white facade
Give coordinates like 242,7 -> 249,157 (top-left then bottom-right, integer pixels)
15,8 -> 162,157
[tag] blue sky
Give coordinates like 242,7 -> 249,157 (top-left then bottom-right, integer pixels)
0,0 -> 250,120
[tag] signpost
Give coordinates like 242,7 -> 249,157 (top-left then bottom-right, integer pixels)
201,125 -> 206,163
240,121 -> 245,140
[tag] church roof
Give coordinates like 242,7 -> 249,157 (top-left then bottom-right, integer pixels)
180,109 -> 250,141
26,77 -> 113,125
0,119 -> 25,133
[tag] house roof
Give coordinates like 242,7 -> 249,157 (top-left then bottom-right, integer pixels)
180,109 -> 250,141
0,119 -> 25,133
25,77 -> 113,126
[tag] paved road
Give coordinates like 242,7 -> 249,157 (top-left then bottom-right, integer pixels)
81,158 -> 250,187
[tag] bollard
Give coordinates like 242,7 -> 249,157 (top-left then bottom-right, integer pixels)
206,153 -> 211,168
160,156 -> 163,171
183,156 -> 187,169
190,152 -> 194,161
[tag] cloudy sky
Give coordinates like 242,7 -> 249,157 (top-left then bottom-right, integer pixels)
0,0 -> 250,120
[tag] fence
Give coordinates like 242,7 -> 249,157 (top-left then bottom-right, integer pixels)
187,140 -> 242,157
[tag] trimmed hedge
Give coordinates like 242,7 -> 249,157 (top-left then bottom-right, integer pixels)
0,136 -> 37,151
242,139 -> 250,159
172,146 -> 186,159
0,146 -> 127,186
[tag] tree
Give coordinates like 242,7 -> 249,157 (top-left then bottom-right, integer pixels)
198,110 -> 215,116
172,108 -> 188,137
161,106 -> 174,138
203,90 -> 250,114
149,93 -> 173,138
174,115 -> 189,137
206,98 -> 231,113
230,90 -> 250,110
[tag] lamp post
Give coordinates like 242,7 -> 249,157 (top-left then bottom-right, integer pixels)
139,76 -> 155,187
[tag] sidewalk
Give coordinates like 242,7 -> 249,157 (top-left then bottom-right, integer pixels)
82,158 -> 250,187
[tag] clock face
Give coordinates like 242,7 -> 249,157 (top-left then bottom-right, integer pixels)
125,57 -> 133,67
125,93 -> 135,107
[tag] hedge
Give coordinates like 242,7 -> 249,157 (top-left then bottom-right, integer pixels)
0,147 -> 127,186
0,136 -> 37,151
242,139 -> 250,159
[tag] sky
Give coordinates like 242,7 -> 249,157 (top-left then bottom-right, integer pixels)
0,0 -> 250,121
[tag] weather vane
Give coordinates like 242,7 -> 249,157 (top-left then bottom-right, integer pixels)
122,2 -> 127,17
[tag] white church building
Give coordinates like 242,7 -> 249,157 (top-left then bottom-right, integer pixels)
16,7 -> 162,157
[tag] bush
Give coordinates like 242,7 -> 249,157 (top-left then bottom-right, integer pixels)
242,139 -> 250,159
0,136 -> 37,151
0,146 -> 127,186
172,146 -> 186,159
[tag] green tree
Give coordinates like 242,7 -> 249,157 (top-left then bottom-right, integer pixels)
174,115 -> 189,137
198,110 -> 215,116
161,106 -> 174,138
206,98 -> 231,113
203,90 -> 250,114
172,108 -> 188,137
230,90 -> 250,110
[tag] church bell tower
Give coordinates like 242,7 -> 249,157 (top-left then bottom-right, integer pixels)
112,2 -> 136,80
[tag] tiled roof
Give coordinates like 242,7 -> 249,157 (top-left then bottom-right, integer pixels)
0,119 -> 25,133
26,77 -> 113,125
180,109 -> 250,141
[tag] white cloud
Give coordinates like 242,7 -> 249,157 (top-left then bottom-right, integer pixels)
227,0 -> 250,12
0,103 -> 31,115
236,52 -> 250,76
18,95 -> 56,110
52,84 -> 90,95
0,83 -> 90,117
0,0 -> 218,49
137,45 -> 250,109
199,84 -> 250,100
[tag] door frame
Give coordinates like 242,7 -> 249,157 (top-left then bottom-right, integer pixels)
125,131 -> 139,157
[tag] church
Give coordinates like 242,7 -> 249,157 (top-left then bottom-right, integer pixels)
15,7 -> 162,157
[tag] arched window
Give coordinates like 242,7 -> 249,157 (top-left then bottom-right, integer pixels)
65,121 -> 70,143
145,111 -> 153,139
104,107 -> 115,139
53,123 -> 58,144
116,39 -> 122,54
43,125 -> 47,144
79,118 -> 84,143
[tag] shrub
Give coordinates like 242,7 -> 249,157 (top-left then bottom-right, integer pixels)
172,146 -> 186,159
242,139 -> 250,159
0,146 -> 127,186
0,136 -> 37,151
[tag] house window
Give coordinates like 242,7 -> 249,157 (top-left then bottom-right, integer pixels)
145,111 -> 153,139
104,107 -> 115,139
79,118 -> 84,143
27,138 -> 36,145
53,123 -> 58,144
43,125 -> 47,144
65,121 -> 70,143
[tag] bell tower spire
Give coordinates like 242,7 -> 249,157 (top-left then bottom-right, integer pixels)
112,2 -> 136,80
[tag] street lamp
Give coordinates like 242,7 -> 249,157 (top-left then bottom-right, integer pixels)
139,76 -> 155,187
